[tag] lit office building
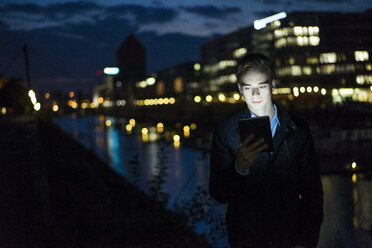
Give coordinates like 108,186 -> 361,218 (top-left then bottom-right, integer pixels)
202,10 -> 372,103
201,27 -> 253,93
117,34 -> 146,98
134,62 -> 202,98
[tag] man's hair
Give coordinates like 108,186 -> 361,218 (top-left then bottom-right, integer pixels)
236,53 -> 273,84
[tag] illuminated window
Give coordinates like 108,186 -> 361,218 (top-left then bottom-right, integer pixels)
291,66 -> 302,76
307,57 -> 318,64
274,27 -> 289,38
210,74 -> 237,86
366,64 -> 372,71
205,60 -> 237,73
275,38 -> 286,48
355,51 -> 369,62
309,36 -> 320,46
356,75 -> 372,85
174,77 -> 183,93
320,64 -> 336,74
273,20 -> 281,27
320,53 -> 337,64
233,48 -> 247,58
308,26 -> 319,35
289,57 -> 295,65
303,66 -> 312,75
294,26 -> 303,36
297,36 -> 309,46
156,80 -> 165,96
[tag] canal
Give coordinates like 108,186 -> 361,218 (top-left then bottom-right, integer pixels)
54,114 -> 372,248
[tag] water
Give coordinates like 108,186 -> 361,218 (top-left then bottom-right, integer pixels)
54,114 -> 372,248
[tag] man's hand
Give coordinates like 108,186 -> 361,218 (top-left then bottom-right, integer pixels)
236,134 -> 268,173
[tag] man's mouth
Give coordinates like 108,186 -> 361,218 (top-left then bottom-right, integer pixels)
251,100 -> 263,104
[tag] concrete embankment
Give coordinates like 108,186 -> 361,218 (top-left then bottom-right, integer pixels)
0,115 -> 210,248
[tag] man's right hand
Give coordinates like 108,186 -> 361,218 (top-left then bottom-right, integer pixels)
236,134 -> 268,173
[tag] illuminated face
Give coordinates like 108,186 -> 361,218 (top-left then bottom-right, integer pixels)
238,70 -> 275,115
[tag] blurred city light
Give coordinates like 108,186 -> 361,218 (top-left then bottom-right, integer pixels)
28,90 -> 37,105
157,123 -> 164,133
194,63 -> 201,71
233,93 -> 240,100
169,97 -> 176,104
105,120 -> 112,127
69,91 -> 74,98
190,123 -> 197,130
352,162 -> 357,169
129,119 -> 136,127
194,96 -> 201,103
125,124 -> 132,134
183,126 -> 190,132
141,128 -> 148,135
1,107 -> 6,115
173,134 -> 180,142
206,95 -> 212,102
254,12 -> 287,30
146,77 -> 156,85
321,88 -> 327,95
52,105 -> 59,112
34,102 -> 41,111
103,67 -> 119,75
352,173 -> 357,183
218,94 -> 226,102
45,92 -> 50,99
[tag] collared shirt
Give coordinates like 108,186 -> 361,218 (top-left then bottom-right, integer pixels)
235,104 -> 280,175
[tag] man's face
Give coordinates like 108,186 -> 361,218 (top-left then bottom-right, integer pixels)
238,70 -> 274,114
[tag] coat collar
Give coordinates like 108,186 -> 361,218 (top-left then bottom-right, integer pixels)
238,102 -> 297,131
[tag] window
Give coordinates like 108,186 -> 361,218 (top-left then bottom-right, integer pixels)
320,64 -> 336,74
356,75 -> 372,85
320,53 -> 337,64
355,51 -> 369,62
307,57 -> 319,64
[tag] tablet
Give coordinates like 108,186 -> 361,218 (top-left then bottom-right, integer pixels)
238,116 -> 273,153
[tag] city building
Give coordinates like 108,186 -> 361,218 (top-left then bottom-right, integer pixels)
201,10 -> 372,104
201,27 -> 253,93
117,34 -> 146,98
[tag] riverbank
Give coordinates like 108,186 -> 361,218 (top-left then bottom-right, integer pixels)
0,115 -> 210,247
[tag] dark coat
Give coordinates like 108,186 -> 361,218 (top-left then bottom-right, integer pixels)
209,103 -> 323,247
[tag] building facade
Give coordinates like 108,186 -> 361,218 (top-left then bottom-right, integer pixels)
202,10 -> 372,104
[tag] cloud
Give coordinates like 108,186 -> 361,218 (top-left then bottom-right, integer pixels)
181,5 -> 241,19
0,2 -> 178,31
253,10 -> 279,18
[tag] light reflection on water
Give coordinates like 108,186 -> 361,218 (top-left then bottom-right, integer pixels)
54,115 -> 372,248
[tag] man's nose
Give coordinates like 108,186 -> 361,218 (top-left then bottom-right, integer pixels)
252,87 -> 260,95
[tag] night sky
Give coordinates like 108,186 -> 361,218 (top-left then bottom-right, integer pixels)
0,0 -> 371,94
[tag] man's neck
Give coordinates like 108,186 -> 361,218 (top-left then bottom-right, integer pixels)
249,103 -> 276,121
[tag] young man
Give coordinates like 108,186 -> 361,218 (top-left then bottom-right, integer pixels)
209,53 -> 323,248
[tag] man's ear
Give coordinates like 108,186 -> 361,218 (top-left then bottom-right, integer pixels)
271,79 -> 276,91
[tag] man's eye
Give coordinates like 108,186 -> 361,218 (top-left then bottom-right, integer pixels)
259,85 -> 267,89
243,87 -> 251,90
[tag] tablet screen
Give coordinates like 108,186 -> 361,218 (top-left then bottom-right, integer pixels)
238,116 -> 274,153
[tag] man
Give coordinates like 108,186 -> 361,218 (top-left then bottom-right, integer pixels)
209,53 -> 323,248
